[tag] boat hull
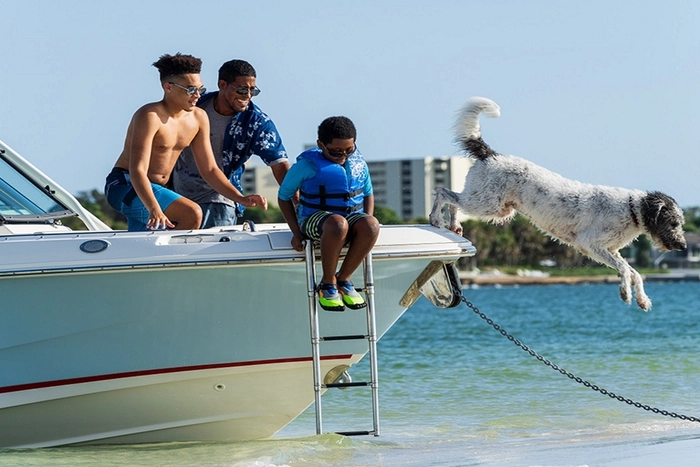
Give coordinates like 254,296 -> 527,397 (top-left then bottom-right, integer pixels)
0,357 -> 361,447
0,225 -> 474,448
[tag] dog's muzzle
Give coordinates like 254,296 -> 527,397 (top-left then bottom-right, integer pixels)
665,239 -> 687,251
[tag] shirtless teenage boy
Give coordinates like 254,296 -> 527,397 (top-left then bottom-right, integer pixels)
105,53 -> 267,231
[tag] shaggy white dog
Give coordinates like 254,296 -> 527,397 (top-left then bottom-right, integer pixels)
430,97 -> 687,311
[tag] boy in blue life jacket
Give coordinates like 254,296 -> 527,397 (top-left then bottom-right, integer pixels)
278,116 -> 380,311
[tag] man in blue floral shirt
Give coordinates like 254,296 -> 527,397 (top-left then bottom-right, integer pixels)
173,59 -> 289,228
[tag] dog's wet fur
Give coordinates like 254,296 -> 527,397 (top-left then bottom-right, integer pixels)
430,97 -> 686,311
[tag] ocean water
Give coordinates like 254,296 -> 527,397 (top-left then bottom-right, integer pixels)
3,281 -> 700,466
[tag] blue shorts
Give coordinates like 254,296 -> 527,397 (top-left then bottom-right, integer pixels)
299,211 -> 370,241
105,168 -> 182,231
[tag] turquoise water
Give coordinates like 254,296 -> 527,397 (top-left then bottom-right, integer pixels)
3,281 -> 700,466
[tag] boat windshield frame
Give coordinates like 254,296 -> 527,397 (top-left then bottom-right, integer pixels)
0,149 -> 76,224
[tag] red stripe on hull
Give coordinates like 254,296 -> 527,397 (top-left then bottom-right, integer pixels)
0,354 -> 353,394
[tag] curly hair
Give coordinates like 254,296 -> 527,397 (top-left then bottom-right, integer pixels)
218,59 -> 256,83
152,53 -> 202,82
317,116 -> 357,144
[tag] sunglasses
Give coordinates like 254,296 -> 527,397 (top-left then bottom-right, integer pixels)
230,84 -> 261,97
169,82 -> 207,96
323,144 -> 356,159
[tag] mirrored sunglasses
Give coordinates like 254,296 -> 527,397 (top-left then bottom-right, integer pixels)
231,85 -> 261,97
169,82 -> 207,96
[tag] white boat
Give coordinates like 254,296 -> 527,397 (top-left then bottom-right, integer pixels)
0,139 -> 475,448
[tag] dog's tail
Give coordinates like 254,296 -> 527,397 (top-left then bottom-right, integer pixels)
454,97 -> 501,160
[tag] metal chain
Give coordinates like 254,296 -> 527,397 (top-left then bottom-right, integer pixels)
461,295 -> 700,423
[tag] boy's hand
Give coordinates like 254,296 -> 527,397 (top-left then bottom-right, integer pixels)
147,208 -> 175,230
290,232 -> 305,252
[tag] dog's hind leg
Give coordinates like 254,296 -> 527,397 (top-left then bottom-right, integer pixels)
587,247 -> 651,311
430,187 -> 463,235
448,204 -> 462,235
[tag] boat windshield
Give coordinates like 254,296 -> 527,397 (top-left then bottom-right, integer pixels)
0,154 -> 75,223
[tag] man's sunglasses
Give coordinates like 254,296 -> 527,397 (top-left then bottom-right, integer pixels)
230,85 -> 261,97
169,82 -> 207,96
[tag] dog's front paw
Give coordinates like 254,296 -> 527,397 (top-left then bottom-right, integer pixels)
449,223 -> 464,236
619,285 -> 632,305
636,295 -> 652,312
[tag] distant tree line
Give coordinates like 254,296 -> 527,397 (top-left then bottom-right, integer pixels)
62,189 -> 127,231
67,190 -> 700,271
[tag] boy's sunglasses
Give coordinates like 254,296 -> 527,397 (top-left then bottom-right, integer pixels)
323,144 -> 356,159
169,82 -> 206,96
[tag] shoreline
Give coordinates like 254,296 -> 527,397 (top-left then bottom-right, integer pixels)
459,271 -> 700,286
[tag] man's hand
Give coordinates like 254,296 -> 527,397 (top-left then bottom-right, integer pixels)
240,194 -> 268,210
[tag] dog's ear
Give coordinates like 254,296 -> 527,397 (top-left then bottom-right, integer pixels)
647,192 -> 665,225
641,191 -> 677,228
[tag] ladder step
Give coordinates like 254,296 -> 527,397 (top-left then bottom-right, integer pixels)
306,242 -> 379,437
335,430 -> 376,437
324,381 -> 370,389
321,334 -> 367,341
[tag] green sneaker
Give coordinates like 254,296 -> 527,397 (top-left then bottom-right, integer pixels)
337,280 -> 367,310
317,282 -> 345,312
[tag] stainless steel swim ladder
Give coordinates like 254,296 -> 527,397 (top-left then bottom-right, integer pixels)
304,240 -> 380,436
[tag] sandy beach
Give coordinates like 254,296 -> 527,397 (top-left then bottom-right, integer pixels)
461,270 -> 700,286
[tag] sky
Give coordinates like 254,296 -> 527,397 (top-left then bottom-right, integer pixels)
2,0 -> 699,208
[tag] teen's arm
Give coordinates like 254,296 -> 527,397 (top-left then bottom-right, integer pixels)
128,109 -> 175,230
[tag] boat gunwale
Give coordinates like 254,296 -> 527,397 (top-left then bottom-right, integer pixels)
0,247 -> 473,278
0,224 -> 476,277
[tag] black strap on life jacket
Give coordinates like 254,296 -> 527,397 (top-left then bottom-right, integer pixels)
299,185 -> 364,213
299,186 -> 363,202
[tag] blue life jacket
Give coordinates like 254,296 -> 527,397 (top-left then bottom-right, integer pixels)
297,148 -> 367,218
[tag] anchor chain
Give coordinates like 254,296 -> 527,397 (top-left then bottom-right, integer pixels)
461,295 -> 700,423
